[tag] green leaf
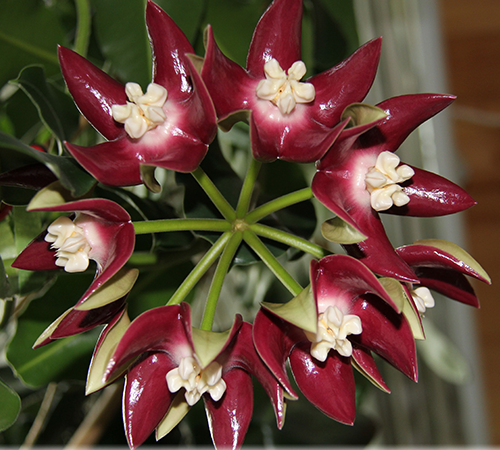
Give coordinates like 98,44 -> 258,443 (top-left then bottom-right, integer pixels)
91,0 -> 151,87
155,0 -> 205,44
0,379 -> 21,432
10,65 -> 79,148
0,131 -> 96,198
321,216 -> 367,244
6,272 -> 100,387
0,0 -> 66,88
203,0 -> 265,67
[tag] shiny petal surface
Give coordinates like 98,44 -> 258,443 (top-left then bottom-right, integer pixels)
225,321 -> 290,429
350,295 -> 418,382
289,343 -> 355,425
50,299 -> 126,340
11,230 -> 59,271
204,368 -> 253,450
58,46 -> 126,140
387,167 -> 476,216
352,345 -> 390,393
123,352 -> 177,449
246,0 -> 302,76
105,304 -> 192,380
309,38 -> 382,128
253,309 -> 300,400
311,255 -> 401,312
146,0 -> 194,100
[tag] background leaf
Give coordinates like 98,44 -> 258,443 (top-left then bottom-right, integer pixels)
0,379 -> 21,432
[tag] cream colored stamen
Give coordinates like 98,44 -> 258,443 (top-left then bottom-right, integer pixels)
365,151 -> 415,211
44,216 -> 91,273
304,305 -> 362,361
256,58 -> 315,115
166,356 -> 226,406
112,82 -> 167,139
411,286 -> 435,314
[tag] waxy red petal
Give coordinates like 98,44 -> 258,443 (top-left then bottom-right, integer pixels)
253,309 -> 299,400
123,352 -> 177,449
49,299 -> 126,341
246,0 -> 302,76
58,46 -> 126,141
225,321 -> 289,429
204,368 -> 254,450
352,345 -> 390,393
309,38 -> 382,128
105,304 -> 192,380
289,343 -> 356,425
311,255 -> 401,312
350,295 -> 418,382
201,26 -> 257,123
11,231 -> 59,271
146,0 -> 194,100
374,94 -> 456,152
385,167 -> 477,217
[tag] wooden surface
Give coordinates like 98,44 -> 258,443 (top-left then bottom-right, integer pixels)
440,0 -> 500,444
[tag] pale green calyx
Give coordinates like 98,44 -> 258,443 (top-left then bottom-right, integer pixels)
44,216 -> 91,273
365,151 -> 414,211
112,82 -> 167,139
304,306 -> 362,361
256,58 -> 315,115
411,286 -> 435,314
166,356 -> 226,406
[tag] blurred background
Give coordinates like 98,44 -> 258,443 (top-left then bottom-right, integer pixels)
0,0 -> 498,447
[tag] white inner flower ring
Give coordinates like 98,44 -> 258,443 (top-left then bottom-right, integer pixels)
166,356 -> 226,406
255,58 -> 315,115
304,305 -> 362,362
111,82 -> 168,139
365,151 -> 415,211
410,286 -> 435,314
44,216 -> 91,273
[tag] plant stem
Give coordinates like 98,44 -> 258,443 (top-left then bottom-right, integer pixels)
236,158 -> 262,218
250,223 -> 329,259
167,232 -> 232,306
191,167 -> 236,221
133,218 -> 231,235
245,187 -> 313,224
200,231 -> 243,330
74,0 -> 92,57
243,230 -> 303,296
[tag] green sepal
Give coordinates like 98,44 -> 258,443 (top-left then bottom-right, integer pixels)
26,180 -> 79,210
86,307 -> 131,395
377,277 -> 405,313
76,267 -> 139,311
261,285 -> 317,334
351,355 -> 390,394
341,103 -> 387,128
321,216 -> 366,244
191,326 -> 233,369
156,391 -> 190,441
415,238 -> 491,284
140,164 -> 161,193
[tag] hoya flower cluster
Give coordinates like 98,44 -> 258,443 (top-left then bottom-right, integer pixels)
8,0 -> 489,448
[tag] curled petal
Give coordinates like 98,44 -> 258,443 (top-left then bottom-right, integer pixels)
386,167 -> 477,216
350,295 -> 418,382
204,368 -> 254,450
123,352 -> 177,449
246,0 -> 302,76
351,345 -> 390,393
105,304 -> 192,381
58,46 -> 127,141
309,38 -> 382,128
289,343 -> 356,425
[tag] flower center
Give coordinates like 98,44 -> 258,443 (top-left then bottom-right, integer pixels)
365,151 -> 415,211
44,216 -> 91,273
304,305 -> 362,361
166,356 -> 226,406
111,82 -> 168,139
410,286 -> 435,314
255,58 -> 315,115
